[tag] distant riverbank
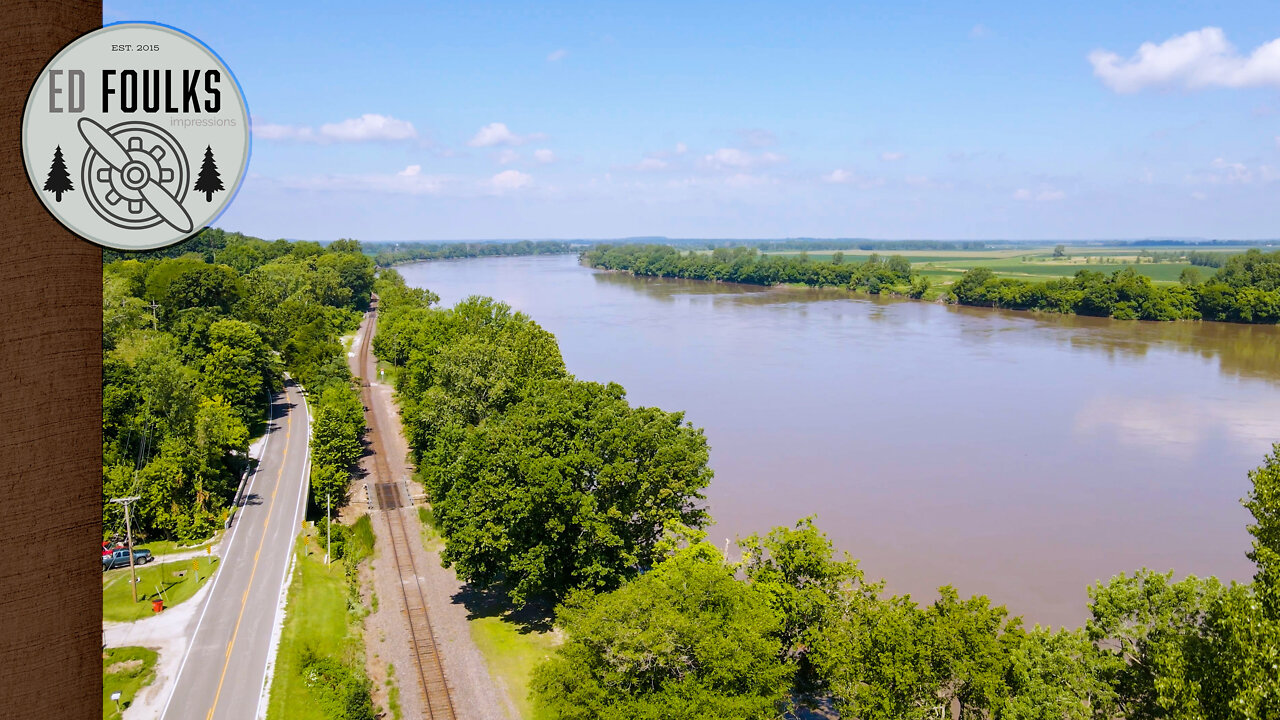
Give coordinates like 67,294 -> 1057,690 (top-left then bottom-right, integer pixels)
582,243 -> 1280,324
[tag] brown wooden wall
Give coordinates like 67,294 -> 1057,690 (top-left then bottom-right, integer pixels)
0,2 -> 103,718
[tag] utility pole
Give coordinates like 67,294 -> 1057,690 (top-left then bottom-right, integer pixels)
325,493 -> 331,566
108,496 -> 141,603
146,300 -> 159,330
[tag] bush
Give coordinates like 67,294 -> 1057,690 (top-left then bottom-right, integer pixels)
297,647 -> 374,720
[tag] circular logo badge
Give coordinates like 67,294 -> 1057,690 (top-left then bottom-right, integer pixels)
21,23 -> 250,251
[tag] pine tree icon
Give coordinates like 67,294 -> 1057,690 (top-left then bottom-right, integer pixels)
194,145 -> 223,202
43,145 -> 74,202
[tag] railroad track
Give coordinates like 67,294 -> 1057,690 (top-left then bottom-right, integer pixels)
358,304 -> 457,720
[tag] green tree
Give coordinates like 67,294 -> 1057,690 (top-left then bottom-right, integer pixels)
164,263 -> 243,315
926,586 -> 1020,717
813,593 -> 940,720
309,383 -> 366,511
310,464 -> 351,511
739,517 -> 865,690
1244,444 -> 1280,614
1086,570 -> 1224,719
1001,627 -> 1119,720
530,545 -> 794,720
433,378 -> 712,603
201,319 -> 274,424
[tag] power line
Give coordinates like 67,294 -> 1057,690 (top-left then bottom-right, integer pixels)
107,496 -> 142,604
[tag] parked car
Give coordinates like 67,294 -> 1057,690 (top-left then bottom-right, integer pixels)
102,547 -> 152,571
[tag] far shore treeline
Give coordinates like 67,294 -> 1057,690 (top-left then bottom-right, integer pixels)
371,264 -> 1280,718
583,243 -> 1280,323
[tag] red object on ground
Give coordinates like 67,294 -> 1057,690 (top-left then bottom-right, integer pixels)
151,599 -> 163,613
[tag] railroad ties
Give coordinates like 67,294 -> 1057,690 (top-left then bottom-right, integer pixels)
375,481 -> 455,720
359,304 -> 456,720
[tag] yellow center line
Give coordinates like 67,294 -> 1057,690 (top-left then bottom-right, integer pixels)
205,392 -> 294,720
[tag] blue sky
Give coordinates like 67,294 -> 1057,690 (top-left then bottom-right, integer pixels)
110,1 -> 1280,240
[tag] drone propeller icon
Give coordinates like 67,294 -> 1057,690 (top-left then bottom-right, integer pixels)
77,117 -> 193,233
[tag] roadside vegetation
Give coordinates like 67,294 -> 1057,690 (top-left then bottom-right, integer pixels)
102,232 -> 374,547
102,556 -> 217,622
583,243 -> 1280,324
102,646 -> 157,719
267,519 -> 376,720
374,264 -> 1280,718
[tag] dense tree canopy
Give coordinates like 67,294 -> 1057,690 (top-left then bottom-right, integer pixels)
583,244 -> 920,295
433,378 -> 712,603
530,543 -> 794,720
103,230 -> 374,542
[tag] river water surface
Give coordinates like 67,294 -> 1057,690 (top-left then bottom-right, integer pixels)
399,254 -> 1280,627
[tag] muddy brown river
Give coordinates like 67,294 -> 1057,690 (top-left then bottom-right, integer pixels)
399,253 -> 1280,627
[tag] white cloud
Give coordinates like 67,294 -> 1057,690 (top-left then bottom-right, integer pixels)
822,168 -> 883,189
1275,135 -> 1280,149
637,157 -> 668,171
880,151 -> 905,162
547,48 -> 568,62
1185,157 -> 1280,185
1191,191 -> 1208,201
320,114 -> 417,141
283,164 -> 445,195
1089,27 -> 1280,93
489,169 -> 532,191
970,23 -> 990,39
1014,187 -> 1065,201
675,142 -> 688,155
1198,158 -> 1279,184
533,148 -> 556,164
253,122 -> 310,141
497,149 -> 520,165
469,122 -> 541,147
253,113 -> 418,143
702,148 -> 785,170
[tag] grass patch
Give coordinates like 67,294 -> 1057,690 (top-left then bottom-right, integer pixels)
349,514 -> 375,561
386,663 -> 402,720
267,526 -> 373,720
135,536 -> 219,556
102,556 -> 218,622
469,616 -> 559,720
410,503 -> 556,718
417,505 -> 443,550
103,646 -> 157,719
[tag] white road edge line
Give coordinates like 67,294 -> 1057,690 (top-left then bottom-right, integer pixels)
255,383 -> 312,720
158,385 -> 277,720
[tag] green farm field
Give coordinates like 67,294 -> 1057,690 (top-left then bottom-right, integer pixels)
762,245 -> 1271,288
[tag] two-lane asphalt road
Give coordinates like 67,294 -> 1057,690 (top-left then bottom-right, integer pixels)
161,380 -> 311,720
